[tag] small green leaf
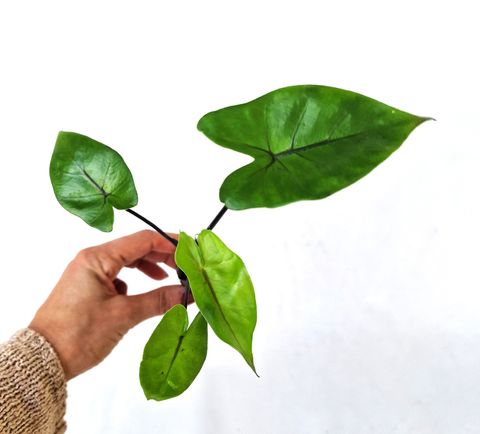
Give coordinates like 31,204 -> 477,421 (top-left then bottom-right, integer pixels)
50,131 -> 138,231
175,230 -> 257,374
140,305 -> 208,401
197,85 -> 431,210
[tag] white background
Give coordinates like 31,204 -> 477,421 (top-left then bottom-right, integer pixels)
0,1 -> 478,433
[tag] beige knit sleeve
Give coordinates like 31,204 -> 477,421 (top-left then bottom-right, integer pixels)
0,328 -> 67,434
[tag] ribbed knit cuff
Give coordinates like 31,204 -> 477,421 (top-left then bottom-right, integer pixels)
0,328 -> 67,434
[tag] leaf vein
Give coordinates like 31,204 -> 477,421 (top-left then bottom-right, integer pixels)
275,121 -> 412,159
164,335 -> 185,383
264,103 -> 272,153
289,101 -> 309,150
200,268 -> 246,357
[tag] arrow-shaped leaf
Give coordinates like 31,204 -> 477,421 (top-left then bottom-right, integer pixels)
175,230 -> 257,373
197,85 -> 431,210
140,305 -> 208,401
50,131 -> 138,231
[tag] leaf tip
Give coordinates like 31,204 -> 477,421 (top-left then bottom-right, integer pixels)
56,130 -> 67,140
243,353 -> 258,376
414,116 -> 435,126
249,360 -> 259,378
196,114 -> 208,133
98,223 -> 114,233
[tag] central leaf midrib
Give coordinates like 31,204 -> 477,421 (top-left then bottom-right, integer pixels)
200,269 -> 246,354
74,162 -> 110,198
162,334 -> 185,385
196,246 -> 247,359
274,130 -> 368,158
272,120 -> 415,160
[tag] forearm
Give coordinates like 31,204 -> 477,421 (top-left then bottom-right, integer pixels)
0,329 -> 67,434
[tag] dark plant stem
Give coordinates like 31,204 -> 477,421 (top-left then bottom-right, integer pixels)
125,209 -> 190,307
182,281 -> 191,308
177,268 -> 190,308
207,205 -> 228,231
125,208 -> 178,247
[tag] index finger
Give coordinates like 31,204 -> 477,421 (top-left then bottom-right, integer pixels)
94,230 -> 177,278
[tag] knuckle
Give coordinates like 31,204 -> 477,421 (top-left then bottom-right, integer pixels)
75,247 -> 95,263
156,290 -> 167,314
74,247 -> 118,279
138,229 -> 155,238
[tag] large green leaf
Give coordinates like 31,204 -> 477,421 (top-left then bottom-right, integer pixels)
175,230 -> 257,373
140,305 -> 208,401
197,85 -> 430,210
50,131 -> 138,231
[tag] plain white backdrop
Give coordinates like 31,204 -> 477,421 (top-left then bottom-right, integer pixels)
0,1 -> 478,433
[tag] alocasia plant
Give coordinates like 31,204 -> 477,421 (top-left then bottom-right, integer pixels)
49,84 -> 430,400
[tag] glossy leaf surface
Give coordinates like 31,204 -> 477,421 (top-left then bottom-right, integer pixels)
50,131 -> 138,231
140,305 -> 208,401
175,230 -> 257,373
198,85 -> 430,210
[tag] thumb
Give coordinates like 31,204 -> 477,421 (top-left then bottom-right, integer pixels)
125,284 -> 185,328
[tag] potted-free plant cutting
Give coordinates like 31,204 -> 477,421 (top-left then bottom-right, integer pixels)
49,84 -> 430,400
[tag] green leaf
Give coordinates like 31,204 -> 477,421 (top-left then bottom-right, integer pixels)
140,305 -> 208,401
197,85 -> 431,210
50,131 -> 138,231
175,230 -> 257,374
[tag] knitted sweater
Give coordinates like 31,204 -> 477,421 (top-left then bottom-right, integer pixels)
0,329 -> 67,434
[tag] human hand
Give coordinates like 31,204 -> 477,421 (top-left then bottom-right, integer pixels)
29,230 -> 187,381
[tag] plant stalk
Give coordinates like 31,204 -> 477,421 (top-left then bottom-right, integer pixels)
125,208 -> 178,247
125,209 -> 190,306
207,205 -> 228,231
